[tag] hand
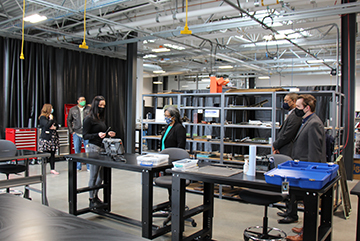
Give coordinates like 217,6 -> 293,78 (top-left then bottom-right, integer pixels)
98,132 -> 106,139
49,114 -> 53,120
273,149 -> 280,154
50,124 -> 56,130
108,131 -> 116,137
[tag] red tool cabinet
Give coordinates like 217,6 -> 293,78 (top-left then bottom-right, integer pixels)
5,128 -> 38,151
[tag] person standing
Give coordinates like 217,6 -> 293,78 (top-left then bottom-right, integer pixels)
272,93 -> 302,156
292,94 -> 326,163
38,104 -> 60,175
67,96 -> 90,171
83,96 -> 116,208
160,106 -> 186,150
284,94 -> 327,241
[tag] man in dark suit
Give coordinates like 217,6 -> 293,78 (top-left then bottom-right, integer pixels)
292,94 -> 326,163
284,94 -> 327,241
272,93 -> 302,156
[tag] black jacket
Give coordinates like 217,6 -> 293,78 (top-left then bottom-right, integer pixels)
273,110 -> 302,157
67,105 -> 90,134
160,122 -> 186,150
83,116 -> 107,147
39,116 -> 58,140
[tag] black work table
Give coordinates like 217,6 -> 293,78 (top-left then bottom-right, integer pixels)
350,181 -> 360,241
0,193 -> 146,241
168,166 -> 340,241
0,149 -> 50,205
65,153 -> 172,239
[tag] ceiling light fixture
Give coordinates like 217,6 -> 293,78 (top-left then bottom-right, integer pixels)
152,46 -> 170,53
218,65 -> 234,69
144,54 -> 157,58
153,70 -> 166,74
153,81 -> 163,84
24,14 -> 47,23
306,59 -> 324,64
163,43 -> 185,50
258,76 -> 270,79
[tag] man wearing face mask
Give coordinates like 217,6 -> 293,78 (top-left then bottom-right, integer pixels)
292,94 -> 326,163
160,106 -> 186,150
67,96 -> 91,171
272,93 -> 302,156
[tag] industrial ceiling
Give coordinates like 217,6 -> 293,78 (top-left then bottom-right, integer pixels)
0,0 -> 359,80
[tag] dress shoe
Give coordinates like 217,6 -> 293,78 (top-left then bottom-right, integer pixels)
286,233 -> 303,241
277,211 -> 289,217
278,216 -> 298,224
292,227 -> 303,233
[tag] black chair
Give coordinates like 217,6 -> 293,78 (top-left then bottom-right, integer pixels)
239,189 -> 288,241
153,148 -> 196,227
267,154 -> 292,169
0,140 -> 26,193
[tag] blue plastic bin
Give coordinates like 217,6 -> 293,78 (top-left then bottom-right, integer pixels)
264,161 -> 339,190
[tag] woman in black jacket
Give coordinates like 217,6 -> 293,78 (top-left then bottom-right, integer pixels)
83,96 -> 116,208
38,104 -> 59,175
160,106 -> 186,150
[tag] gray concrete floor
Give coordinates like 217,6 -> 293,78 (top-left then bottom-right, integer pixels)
1,160 -> 358,240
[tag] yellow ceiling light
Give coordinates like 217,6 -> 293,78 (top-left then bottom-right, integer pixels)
20,0 -> 25,60
180,0 -> 192,35
79,0 -> 89,49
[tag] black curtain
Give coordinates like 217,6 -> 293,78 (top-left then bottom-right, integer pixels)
0,37 -> 126,144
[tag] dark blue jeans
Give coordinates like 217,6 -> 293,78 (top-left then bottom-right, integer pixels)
73,133 -> 89,170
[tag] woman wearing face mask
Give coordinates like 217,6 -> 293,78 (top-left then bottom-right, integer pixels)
38,104 -> 60,175
160,106 -> 186,150
83,95 -> 116,208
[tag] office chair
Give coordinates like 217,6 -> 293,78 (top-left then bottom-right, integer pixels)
239,189 -> 288,241
153,148 -> 197,227
238,154 -> 292,240
0,140 -> 26,193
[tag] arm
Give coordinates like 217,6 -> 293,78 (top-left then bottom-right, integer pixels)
307,121 -> 325,162
273,114 -> 302,150
83,117 -> 99,140
67,108 -> 74,134
39,116 -> 54,130
176,124 -> 186,149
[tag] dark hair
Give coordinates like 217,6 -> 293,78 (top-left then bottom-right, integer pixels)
77,95 -> 85,101
165,106 -> 182,124
298,94 -> 317,112
89,95 -> 106,121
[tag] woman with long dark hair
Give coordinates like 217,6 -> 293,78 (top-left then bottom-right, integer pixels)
83,96 -> 116,208
160,106 -> 186,150
38,104 -> 60,175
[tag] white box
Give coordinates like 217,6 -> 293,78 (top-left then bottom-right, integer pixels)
172,159 -> 198,171
137,153 -> 169,166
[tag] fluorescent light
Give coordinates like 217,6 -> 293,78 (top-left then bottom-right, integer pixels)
152,47 -> 170,53
153,70 -> 165,74
263,35 -> 273,41
153,81 -> 163,84
306,59 -> 324,64
163,43 -> 185,50
144,54 -> 157,58
218,65 -> 233,69
181,85 -> 189,88
24,14 -> 47,23
258,76 -> 270,79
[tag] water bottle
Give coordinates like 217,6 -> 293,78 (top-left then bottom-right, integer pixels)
243,159 -> 249,174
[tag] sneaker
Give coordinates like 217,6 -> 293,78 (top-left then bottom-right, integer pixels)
89,197 -> 104,209
87,169 -> 90,172
50,170 -> 59,175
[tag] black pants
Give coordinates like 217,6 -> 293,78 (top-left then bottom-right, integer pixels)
45,151 -> 56,170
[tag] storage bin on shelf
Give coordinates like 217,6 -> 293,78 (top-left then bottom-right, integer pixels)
172,159 -> 198,171
264,160 -> 339,190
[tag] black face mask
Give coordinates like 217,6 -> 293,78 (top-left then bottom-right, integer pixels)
98,107 -> 105,114
295,108 -> 305,117
282,102 -> 290,110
